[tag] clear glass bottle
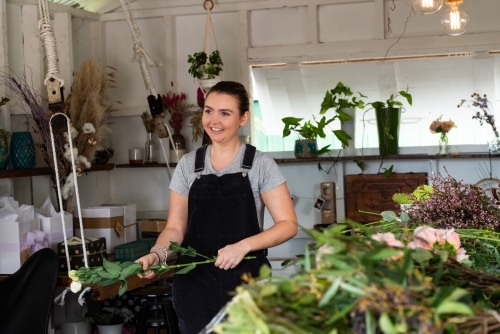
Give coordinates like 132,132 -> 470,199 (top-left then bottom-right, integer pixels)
144,131 -> 159,164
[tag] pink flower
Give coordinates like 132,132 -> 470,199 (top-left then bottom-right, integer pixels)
371,233 -> 404,248
456,247 -> 469,263
413,226 -> 438,249
429,120 -> 441,133
440,120 -> 456,133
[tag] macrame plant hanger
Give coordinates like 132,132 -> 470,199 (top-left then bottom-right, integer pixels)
119,0 -> 178,176
38,0 -> 91,305
199,0 -> 223,95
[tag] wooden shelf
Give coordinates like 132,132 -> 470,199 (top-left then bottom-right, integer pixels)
0,164 -> 115,179
115,163 -> 176,168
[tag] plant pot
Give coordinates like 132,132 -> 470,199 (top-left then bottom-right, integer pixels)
10,131 -> 36,169
199,75 -> 223,93
60,318 -> 91,334
96,323 -> 123,334
170,130 -> 186,163
294,139 -> 318,158
375,107 -> 401,156
340,107 -> 356,156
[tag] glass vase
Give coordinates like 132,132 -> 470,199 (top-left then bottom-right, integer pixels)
438,133 -> 450,155
169,129 -> 186,163
144,131 -> 159,164
488,135 -> 500,155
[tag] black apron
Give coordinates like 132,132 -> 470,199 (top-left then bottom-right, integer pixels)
172,144 -> 270,334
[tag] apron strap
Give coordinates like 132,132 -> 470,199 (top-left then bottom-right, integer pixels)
241,144 -> 256,170
194,144 -> 209,172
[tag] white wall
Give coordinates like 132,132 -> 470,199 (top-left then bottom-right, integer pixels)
2,0 -> 500,260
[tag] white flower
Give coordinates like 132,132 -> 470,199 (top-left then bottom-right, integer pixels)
62,173 -> 77,199
456,247 -> 469,263
68,270 -> 78,279
82,123 -> 95,134
77,155 -> 91,169
63,144 -> 78,162
63,127 -> 78,141
70,281 -> 82,293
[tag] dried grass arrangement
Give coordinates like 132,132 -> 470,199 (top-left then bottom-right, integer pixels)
1,58 -> 113,211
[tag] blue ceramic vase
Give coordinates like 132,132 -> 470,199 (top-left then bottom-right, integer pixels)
0,129 -> 10,169
10,132 -> 35,169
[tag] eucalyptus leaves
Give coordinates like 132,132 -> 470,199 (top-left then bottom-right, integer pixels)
67,242 -> 255,296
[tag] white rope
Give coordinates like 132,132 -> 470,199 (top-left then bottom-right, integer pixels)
203,6 -> 221,59
54,287 -> 71,306
49,113 -> 89,270
118,0 -> 179,173
38,0 -> 64,87
119,0 -> 160,96
78,287 -> 92,305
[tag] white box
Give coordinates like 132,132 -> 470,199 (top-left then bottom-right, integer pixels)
0,219 -> 40,274
101,204 -> 137,243
73,207 -> 124,253
39,213 -> 73,253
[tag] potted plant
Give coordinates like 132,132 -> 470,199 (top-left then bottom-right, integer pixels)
87,306 -> 134,334
282,115 -> 335,158
319,82 -> 366,156
187,50 -> 224,92
392,184 -> 433,212
366,88 -> 412,156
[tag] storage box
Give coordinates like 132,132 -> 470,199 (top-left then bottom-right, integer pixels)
73,206 -> 124,253
0,218 -> 41,274
114,239 -> 150,263
101,204 -> 137,243
141,219 -> 167,238
57,237 -> 108,271
39,213 -> 73,253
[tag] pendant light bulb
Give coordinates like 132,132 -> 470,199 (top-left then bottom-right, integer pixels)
441,2 -> 469,36
412,0 -> 444,14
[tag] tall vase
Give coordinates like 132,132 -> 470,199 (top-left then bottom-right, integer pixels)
438,133 -> 450,155
0,129 -> 10,169
375,108 -> 401,156
488,133 -> 500,155
340,107 -> 356,156
170,129 -> 186,163
10,131 -> 36,169
144,131 -> 159,164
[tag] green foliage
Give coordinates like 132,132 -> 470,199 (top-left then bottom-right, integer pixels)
392,193 -> 414,205
319,81 -> 366,114
413,184 -> 433,201
187,50 -> 224,80
367,87 -> 412,110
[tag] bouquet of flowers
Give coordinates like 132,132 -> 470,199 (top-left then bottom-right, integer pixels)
429,115 -> 456,154
162,91 -> 194,133
458,92 -> 499,153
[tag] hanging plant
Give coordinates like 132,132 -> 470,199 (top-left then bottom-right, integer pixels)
187,50 -> 224,80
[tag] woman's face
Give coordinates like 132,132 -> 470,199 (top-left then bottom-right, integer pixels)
202,92 -> 249,144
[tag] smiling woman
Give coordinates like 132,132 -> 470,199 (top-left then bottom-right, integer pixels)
252,53 -> 500,154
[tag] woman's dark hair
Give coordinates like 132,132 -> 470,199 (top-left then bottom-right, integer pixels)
206,81 -> 250,116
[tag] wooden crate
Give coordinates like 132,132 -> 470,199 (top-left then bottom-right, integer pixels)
345,173 -> 427,223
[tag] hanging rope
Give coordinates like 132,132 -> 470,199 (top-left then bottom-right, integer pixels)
38,0 -> 64,87
49,113 -> 89,270
203,0 -> 221,60
119,0 -> 180,177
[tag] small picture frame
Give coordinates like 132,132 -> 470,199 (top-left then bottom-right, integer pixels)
313,197 -> 325,211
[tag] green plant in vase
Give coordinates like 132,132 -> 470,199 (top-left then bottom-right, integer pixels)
282,116 -> 333,159
187,50 -> 224,80
364,88 -> 412,177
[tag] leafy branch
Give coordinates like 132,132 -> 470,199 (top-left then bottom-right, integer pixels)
69,242 -> 256,296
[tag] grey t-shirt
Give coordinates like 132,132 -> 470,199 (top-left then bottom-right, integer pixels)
169,144 -> 286,230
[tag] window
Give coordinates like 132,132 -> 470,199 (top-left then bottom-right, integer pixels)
251,54 -> 500,153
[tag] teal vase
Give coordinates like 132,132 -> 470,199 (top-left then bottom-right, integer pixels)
10,132 -> 35,169
0,129 -> 10,169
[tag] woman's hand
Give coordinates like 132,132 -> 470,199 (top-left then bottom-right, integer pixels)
215,242 -> 249,270
135,253 -> 158,279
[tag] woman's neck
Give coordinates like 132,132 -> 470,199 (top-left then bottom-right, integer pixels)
210,140 -> 242,171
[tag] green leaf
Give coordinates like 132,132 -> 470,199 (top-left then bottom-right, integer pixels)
336,110 -> 352,122
381,210 -> 397,222
436,301 -> 473,316
99,278 -> 118,286
303,245 -> 311,272
118,280 -> 128,296
379,313 -> 398,334
371,101 -> 386,110
384,165 -> 394,179
176,263 -> 196,274
260,283 -> 277,298
399,90 -> 412,106
118,263 -> 142,280
103,258 -> 122,276
325,301 -> 357,325
411,248 -> 433,264
400,212 -> 410,223
384,127 -> 394,140
318,278 -> 341,307
97,270 -> 119,279
365,311 -> 376,334
333,130 -> 351,147
354,160 -> 366,171
317,145 -> 331,155
259,264 -> 272,278
364,248 -> 402,262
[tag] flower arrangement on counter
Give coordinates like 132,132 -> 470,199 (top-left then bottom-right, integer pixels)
162,88 -> 195,134
430,115 -> 456,155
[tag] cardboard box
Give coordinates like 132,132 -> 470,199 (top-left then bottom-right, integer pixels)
73,206 -> 124,253
40,213 -> 73,253
0,219 -> 41,274
101,204 -> 137,243
57,237 -> 108,271
141,219 -> 167,238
